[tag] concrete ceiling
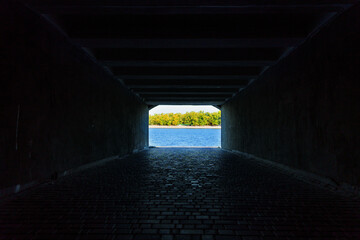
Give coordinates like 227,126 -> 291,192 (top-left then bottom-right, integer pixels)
23,0 -> 356,106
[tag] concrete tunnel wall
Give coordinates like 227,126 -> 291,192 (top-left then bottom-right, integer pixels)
0,2 -> 149,190
222,5 -> 360,186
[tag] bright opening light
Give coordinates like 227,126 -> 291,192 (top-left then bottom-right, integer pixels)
149,105 -> 221,147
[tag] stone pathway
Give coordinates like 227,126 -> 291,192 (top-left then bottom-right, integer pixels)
1,148 -> 359,239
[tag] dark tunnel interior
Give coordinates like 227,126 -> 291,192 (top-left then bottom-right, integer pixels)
1,0 -> 360,239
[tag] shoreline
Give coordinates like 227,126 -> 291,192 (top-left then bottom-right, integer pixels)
149,125 -> 221,129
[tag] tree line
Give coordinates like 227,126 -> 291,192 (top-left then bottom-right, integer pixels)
149,111 -> 221,126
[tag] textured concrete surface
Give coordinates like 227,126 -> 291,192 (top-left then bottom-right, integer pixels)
1,148 -> 359,239
0,2 -> 148,189
222,4 -> 360,186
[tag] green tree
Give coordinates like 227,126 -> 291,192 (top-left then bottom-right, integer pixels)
149,111 -> 221,126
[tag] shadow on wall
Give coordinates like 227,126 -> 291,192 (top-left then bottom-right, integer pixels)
0,2 -> 148,192
222,4 -> 360,186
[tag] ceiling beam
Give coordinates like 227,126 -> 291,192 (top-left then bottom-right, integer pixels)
128,85 -> 246,89
35,4 -> 352,15
146,100 -> 225,105
134,88 -> 238,92
145,97 -> 227,100
111,66 -> 261,76
120,75 -> 256,80
137,91 -> 236,95
94,48 -> 283,61
102,60 -> 275,67
141,94 -> 232,98
74,38 -> 303,48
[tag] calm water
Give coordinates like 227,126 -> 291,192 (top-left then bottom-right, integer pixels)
149,128 -> 221,147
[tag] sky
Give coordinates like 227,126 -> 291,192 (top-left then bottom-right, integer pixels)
149,105 -> 219,115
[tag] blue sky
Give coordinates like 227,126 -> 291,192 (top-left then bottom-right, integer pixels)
150,105 -> 219,115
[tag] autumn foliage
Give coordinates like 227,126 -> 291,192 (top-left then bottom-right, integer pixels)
149,111 -> 221,126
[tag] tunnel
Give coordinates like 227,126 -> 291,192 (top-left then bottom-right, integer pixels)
1,0 -> 360,239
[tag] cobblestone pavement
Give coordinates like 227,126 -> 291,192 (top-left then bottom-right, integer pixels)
1,148 -> 360,240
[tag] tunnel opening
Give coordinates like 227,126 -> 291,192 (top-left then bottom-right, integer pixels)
148,105 -> 221,147
2,1 -> 360,239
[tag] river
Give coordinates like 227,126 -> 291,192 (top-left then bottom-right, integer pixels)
149,128 -> 221,147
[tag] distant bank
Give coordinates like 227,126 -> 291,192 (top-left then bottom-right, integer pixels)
149,125 -> 221,129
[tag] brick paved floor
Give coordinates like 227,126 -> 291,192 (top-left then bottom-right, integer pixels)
1,148 -> 360,240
